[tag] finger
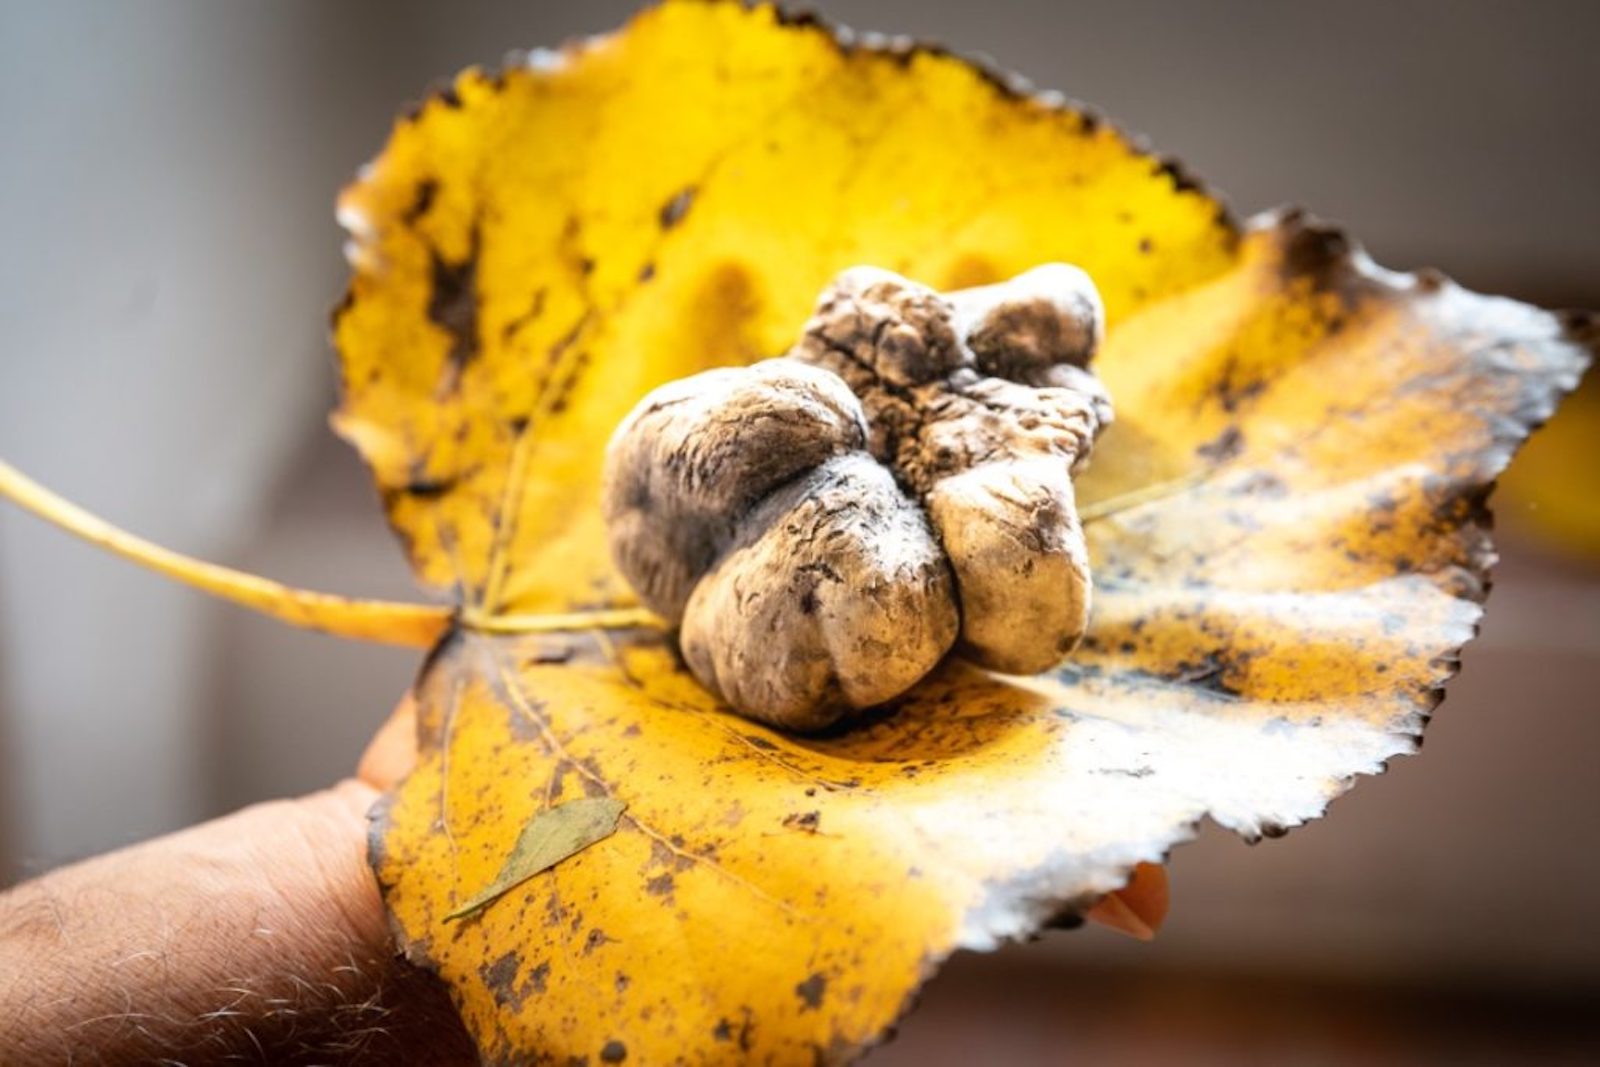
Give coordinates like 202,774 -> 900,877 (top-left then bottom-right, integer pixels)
357,692 -> 419,790
1084,862 -> 1170,940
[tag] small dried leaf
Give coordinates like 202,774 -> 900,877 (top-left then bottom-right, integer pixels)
333,2 -> 1592,1063
444,796 -> 625,922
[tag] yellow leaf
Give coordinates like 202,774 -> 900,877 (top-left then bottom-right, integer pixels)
331,3 -> 1592,1063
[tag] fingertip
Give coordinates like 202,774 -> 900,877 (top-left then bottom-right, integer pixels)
358,693 -> 420,789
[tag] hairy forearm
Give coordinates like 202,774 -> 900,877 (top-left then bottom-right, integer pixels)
0,782 -> 472,1066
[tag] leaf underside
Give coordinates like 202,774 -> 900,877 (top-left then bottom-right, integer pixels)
336,2 -> 1593,1063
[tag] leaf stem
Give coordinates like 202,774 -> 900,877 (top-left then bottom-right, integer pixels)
0,458 -> 453,647
0,459 -> 666,647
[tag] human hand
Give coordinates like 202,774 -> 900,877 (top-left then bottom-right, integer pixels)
0,697 -> 475,1066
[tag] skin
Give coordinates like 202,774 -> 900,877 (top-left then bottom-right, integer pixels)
0,699 -> 478,1066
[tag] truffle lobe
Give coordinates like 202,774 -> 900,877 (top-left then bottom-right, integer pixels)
679,453 -> 959,732
923,457 -> 1091,674
601,358 -> 868,619
949,263 -> 1105,381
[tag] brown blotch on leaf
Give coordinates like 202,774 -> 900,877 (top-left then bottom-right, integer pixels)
480,950 -> 521,1006
795,972 -> 827,1011
405,178 -> 438,223
427,226 -> 481,376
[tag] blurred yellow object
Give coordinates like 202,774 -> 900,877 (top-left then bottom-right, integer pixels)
1499,359 -> 1600,562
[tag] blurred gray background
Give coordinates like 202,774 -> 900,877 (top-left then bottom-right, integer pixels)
2,2 -> 1597,1062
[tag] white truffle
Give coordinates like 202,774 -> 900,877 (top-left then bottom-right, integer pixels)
602,263 -> 1113,730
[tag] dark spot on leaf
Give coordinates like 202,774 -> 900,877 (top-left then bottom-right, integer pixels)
783,811 -> 821,833
1171,653 -> 1237,695
428,225 -> 481,376
646,872 -> 675,897
1093,765 -> 1155,778
658,186 -> 696,229
403,473 -> 456,498
1214,372 -> 1267,415
480,950 -> 520,1006
600,1039 -> 627,1063
795,972 -> 827,1010
523,959 -> 550,996
527,645 -> 576,667
584,928 -> 613,953
1235,470 -> 1288,498
744,734 -> 778,751
501,287 -> 548,343
1196,424 -> 1244,463
1279,211 -> 1354,290
1155,155 -> 1203,195
550,351 -> 592,416
404,178 -> 438,223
